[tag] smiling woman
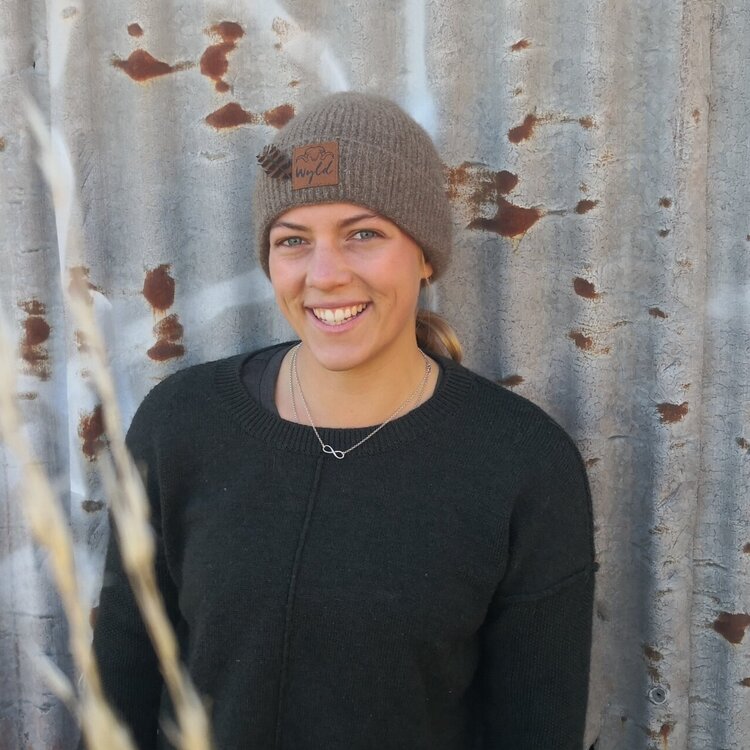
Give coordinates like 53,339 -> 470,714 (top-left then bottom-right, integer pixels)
89,92 -> 597,750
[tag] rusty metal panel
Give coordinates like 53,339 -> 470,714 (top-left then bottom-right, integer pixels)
1,0 -> 748,748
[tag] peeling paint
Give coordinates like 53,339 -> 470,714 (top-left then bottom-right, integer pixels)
713,612 -> 750,644
112,50 -> 191,82
657,402 -> 689,424
79,404 -> 106,460
143,264 -> 175,312
649,307 -> 668,319
574,277 -> 601,299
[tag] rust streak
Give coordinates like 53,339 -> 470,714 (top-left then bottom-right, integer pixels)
713,612 -> 750,644
127,23 -> 143,37
508,114 -> 538,143
649,307 -> 668,319
510,38 -> 531,51
205,102 -> 258,129
112,50 -> 190,82
499,374 -> 524,387
568,331 -> 593,351
79,404 -> 106,460
576,199 -> 598,214
573,277 -> 601,299
657,402 -> 689,424
143,264 -> 175,311
264,104 -> 295,129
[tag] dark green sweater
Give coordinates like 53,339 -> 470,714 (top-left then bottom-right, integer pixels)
93,343 -> 597,750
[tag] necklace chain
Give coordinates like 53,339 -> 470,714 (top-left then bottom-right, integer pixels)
289,343 -> 431,459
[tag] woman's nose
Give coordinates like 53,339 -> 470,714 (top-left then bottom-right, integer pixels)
305,241 -> 351,289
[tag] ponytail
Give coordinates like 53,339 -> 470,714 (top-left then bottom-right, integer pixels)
416,309 -> 463,363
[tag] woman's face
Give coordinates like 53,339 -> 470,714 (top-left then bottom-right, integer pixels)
268,202 -> 432,373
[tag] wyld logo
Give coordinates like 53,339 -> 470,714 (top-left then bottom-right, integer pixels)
292,141 -> 340,189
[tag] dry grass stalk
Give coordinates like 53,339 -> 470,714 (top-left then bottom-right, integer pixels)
20,95 -> 214,750
0,320 -> 138,750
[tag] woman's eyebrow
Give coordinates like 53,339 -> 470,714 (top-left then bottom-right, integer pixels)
270,212 -> 380,232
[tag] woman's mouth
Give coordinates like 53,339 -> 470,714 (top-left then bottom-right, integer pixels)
310,303 -> 368,326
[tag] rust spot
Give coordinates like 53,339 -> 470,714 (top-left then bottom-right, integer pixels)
143,264 -> 175,311
659,197 -> 672,208
19,301 -> 51,380
742,542 -> 750,553
19,299 -> 45,315
89,606 -> 99,629
79,404 -> 106,460
713,612 -> 750,644
510,38 -> 531,51
24,316 -> 50,346
499,374 -> 524,387
264,104 -> 295,129
201,22 -> 244,91
657,402 -> 689,423
127,23 -> 143,37
513,86 -> 523,96
81,499 -> 104,513
573,277 -> 601,299
579,116 -> 595,129
445,162 -> 471,202
569,331 -> 593,350
692,108 -> 701,123
112,50 -> 190,82
736,437 -> 749,452
508,114 -> 538,143
649,307 -> 668,319
469,200 -> 541,238
576,199 -> 598,214
289,79 -> 300,87
17,392 -> 38,400
741,677 -> 750,687
659,229 -> 671,237
643,644 -> 663,661
205,102 -> 257,129
147,314 -> 185,361
585,457 -> 600,468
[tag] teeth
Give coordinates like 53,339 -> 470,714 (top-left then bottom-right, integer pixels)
312,304 -> 366,326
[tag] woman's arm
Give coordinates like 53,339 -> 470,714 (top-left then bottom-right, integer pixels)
479,425 -> 597,748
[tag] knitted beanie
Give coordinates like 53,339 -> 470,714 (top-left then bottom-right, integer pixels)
252,91 -> 452,280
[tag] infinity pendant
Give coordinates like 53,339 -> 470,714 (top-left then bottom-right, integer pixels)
322,444 -> 346,459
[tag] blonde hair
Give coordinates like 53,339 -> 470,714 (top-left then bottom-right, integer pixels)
416,309 -> 463,363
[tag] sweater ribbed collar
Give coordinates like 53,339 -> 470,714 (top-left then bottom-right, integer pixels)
214,343 -> 476,458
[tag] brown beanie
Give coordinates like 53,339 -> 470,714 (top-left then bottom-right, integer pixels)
252,91 -> 452,280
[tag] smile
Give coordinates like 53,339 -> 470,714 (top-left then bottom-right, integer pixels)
311,303 -> 368,326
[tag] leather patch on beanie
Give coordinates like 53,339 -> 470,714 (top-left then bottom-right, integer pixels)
292,141 -> 339,189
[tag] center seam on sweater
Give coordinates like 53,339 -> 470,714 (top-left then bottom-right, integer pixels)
273,456 -> 324,749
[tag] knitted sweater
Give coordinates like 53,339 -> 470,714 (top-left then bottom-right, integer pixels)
92,343 -> 597,750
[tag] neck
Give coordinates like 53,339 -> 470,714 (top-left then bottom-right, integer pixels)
279,343 -> 437,428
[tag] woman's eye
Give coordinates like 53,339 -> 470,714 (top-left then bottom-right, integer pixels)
278,237 -> 304,247
352,229 -> 379,240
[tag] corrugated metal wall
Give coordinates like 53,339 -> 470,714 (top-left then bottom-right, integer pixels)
1,0 -> 748,747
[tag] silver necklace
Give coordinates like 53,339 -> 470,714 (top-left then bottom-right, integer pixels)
289,343 -> 432,459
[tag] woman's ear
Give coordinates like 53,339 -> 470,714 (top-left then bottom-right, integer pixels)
421,254 -> 433,281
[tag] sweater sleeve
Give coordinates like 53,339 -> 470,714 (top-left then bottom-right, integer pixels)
89,391 -> 179,750
478,425 -> 597,749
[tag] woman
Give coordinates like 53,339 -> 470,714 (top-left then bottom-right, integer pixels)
92,92 -> 597,749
